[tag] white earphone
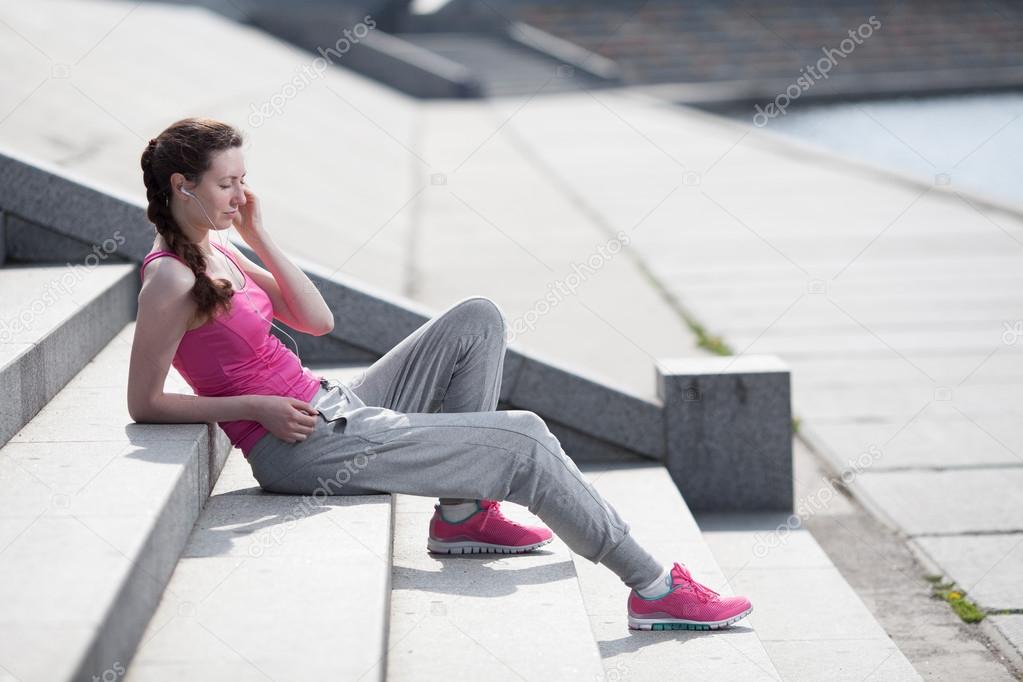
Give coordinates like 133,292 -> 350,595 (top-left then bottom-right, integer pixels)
179,184 -> 302,361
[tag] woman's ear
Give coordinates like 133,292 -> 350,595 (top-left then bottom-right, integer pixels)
169,172 -> 190,197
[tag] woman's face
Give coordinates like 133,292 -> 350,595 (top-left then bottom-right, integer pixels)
177,147 -> 247,231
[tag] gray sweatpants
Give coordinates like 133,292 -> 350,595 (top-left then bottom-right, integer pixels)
246,296 -> 663,589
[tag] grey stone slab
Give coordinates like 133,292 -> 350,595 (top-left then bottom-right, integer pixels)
987,615 -> 1023,672
199,425 -> 232,505
384,494 -> 604,681
0,263 -> 132,343
0,464 -> 203,679
660,258 -> 1023,287
509,352 -> 665,459
0,439 -> 200,519
726,328 -> 1017,359
662,273 -> 1023,306
571,463 -> 781,680
787,353 -> 1023,388
716,310 -> 1023,337
658,355 -> 792,512
761,640 -> 921,681
855,469 -> 1023,536
127,451 -> 392,682
696,513 -> 917,679
913,534 -> 1023,610
725,567 -> 896,643
796,383 -> 1023,423
696,513 -> 837,570
0,342 -> 33,447
0,622 -> 98,682
9,386 -> 209,443
3,212 -> 129,264
0,264 -> 136,445
0,152 -> 153,263
803,415 -> 1023,472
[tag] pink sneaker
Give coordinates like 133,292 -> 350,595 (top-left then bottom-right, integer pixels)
628,562 -> 753,630
427,499 -> 554,554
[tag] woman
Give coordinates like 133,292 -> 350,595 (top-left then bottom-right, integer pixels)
128,117 -> 752,631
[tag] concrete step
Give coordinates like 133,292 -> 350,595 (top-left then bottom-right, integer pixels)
573,462 -> 919,680
125,363 -> 390,680
307,364 -> 604,679
0,262 -> 137,447
696,512 -> 922,680
571,463 -> 781,679
381,494 -> 605,681
0,322 -> 232,682
125,450 -> 393,682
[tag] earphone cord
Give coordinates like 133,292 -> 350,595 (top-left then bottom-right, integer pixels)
188,192 -> 303,363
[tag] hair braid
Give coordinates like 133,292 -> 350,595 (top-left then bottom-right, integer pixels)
140,119 -> 244,320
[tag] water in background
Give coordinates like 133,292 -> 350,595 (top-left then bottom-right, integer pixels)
719,91 -> 1023,208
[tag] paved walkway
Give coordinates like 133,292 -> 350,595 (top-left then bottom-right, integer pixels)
1,0 -> 1021,672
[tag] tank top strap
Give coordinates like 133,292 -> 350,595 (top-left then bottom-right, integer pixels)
211,241 -> 244,271
139,250 -> 186,281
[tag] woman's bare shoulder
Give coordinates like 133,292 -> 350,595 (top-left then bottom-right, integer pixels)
140,253 -> 195,299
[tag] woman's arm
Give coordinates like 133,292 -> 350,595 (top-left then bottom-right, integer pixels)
127,256 -> 258,423
229,186 -> 334,336
226,235 -> 334,336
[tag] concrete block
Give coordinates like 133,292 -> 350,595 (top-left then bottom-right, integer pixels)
657,355 -> 793,512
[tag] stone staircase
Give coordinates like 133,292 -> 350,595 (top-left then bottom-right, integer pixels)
0,253 -> 919,681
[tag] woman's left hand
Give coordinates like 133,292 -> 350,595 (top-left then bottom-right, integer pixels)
232,185 -> 266,245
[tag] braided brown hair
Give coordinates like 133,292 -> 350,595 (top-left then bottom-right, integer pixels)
140,117 -> 244,321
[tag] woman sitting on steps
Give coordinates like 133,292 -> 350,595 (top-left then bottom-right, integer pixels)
127,116 -> 753,631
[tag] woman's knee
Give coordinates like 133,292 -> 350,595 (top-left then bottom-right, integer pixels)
504,410 -> 562,461
446,296 -> 507,338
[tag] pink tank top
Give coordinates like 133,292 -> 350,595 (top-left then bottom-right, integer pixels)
139,242 -> 322,456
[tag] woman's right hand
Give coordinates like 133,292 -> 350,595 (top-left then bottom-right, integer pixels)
251,395 -> 318,443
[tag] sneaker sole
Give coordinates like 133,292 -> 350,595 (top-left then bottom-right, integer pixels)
427,536 -> 554,555
627,604 -> 753,631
